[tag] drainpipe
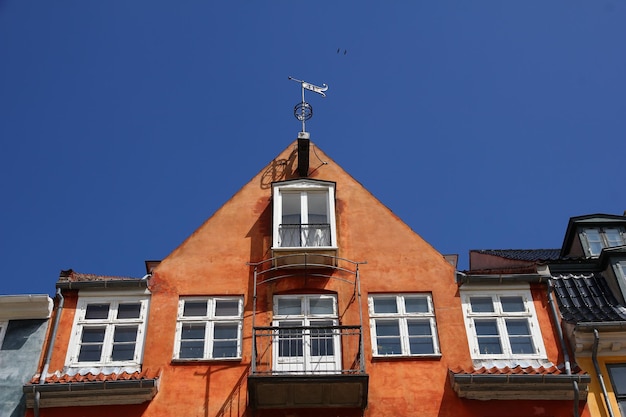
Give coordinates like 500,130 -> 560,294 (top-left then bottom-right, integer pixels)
593,328 -> 616,417
548,281 -> 579,416
34,288 -> 64,417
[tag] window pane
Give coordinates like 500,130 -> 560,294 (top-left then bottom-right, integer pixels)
307,192 -> 328,224
470,297 -> 494,313
78,344 -> 103,362
608,365 -> 626,395
585,229 -> 604,256
277,298 -> 302,315
409,338 -> 435,355
506,319 -> 534,354
214,323 -> 238,340
85,304 -> 110,320
112,343 -> 136,361
180,340 -> 204,359
376,337 -> 402,355
282,193 -> 301,224
373,298 -> 398,314
501,296 -> 525,312
215,300 -> 239,316
117,303 -> 141,319
605,228 -> 625,247
183,301 -> 207,317
182,323 -> 205,339
506,319 -> 531,336
114,326 -> 138,343
81,327 -> 105,343
311,322 -> 334,356
477,337 -> 502,354
475,320 -> 499,336
376,320 -> 400,336
278,321 -> 303,357
475,320 -> 502,354
213,340 -> 238,358
509,336 -> 534,354
407,320 -> 432,336
310,298 -> 334,315
405,297 -> 429,313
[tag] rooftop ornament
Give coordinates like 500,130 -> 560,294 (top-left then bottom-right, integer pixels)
288,76 -> 328,136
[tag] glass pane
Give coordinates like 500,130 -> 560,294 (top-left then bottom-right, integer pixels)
85,304 -> 110,320
278,321 -> 303,357
117,303 -> 141,319
407,320 -> 432,336
307,192 -> 328,223
214,323 -> 238,340
373,298 -> 398,314
475,320 -> 499,335
180,340 -> 204,359
309,298 -> 334,315
182,323 -> 205,339
510,336 -> 534,354
506,319 -> 531,335
311,324 -> 334,356
477,337 -> 502,354
78,344 -> 103,362
277,298 -> 302,315
405,297 -> 429,313
609,365 -> 626,395
112,343 -> 135,361
114,326 -> 138,342
183,301 -> 207,317
81,327 -> 105,343
213,340 -> 238,358
376,320 -> 400,336
409,338 -> 434,355
282,193 -> 301,224
585,229 -> 604,256
605,228 -> 625,247
501,296 -> 525,312
215,300 -> 240,316
470,297 -> 494,313
376,338 -> 402,355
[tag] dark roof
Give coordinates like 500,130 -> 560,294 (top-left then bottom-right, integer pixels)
57,269 -> 148,290
472,249 -> 561,262
551,273 -> 626,323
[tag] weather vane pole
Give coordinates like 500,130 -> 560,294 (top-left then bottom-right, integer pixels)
288,76 -> 328,134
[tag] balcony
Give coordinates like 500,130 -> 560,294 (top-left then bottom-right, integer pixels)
272,223 -> 337,267
248,324 -> 368,409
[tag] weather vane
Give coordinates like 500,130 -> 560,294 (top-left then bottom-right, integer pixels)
288,76 -> 328,134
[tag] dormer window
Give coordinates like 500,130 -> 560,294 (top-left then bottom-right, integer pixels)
272,180 -> 337,249
580,227 -> 626,257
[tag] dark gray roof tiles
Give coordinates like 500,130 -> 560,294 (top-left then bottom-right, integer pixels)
551,273 -> 626,323
473,249 -> 561,262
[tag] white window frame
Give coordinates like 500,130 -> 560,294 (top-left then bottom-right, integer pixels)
65,296 -> 149,370
272,180 -> 337,249
580,227 -> 626,257
368,293 -> 440,357
0,320 -> 7,349
173,296 -> 243,361
461,286 -> 546,360
612,258 -> 626,300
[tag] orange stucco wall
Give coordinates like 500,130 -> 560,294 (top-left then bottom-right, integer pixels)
31,140 -> 587,417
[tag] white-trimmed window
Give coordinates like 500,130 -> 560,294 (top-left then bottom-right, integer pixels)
580,227 -> 626,257
174,297 -> 243,360
272,180 -> 337,249
66,297 -> 149,368
368,294 -> 440,357
607,363 -> 626,416
461,287 -> 546,360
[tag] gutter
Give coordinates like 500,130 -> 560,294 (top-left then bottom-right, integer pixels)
456,272 -> 547,285
593,329 -> 616,417
34,288 -> 64,417
56,279 -> 149,290
452,373 -> 591,384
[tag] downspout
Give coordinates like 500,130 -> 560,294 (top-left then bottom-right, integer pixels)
34,288 -> 64,417
593,328 -> 616,417
547,281 -> 579,416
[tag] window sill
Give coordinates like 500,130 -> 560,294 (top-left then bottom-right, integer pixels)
372,354 -> 442,361
171,358 -> 242,364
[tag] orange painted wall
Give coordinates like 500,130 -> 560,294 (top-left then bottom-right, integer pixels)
32,140 -> 587,417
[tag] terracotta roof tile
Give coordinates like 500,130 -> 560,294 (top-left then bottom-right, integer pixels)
29,369 -> 160,385
449,364 -> 586,376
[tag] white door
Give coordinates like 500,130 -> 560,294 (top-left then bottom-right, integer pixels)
273,295 -> 340,374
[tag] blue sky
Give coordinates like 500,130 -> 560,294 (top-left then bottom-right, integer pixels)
1,1 -> 624,295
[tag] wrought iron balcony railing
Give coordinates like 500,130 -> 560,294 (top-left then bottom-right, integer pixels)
278,223 -> 331,247
251,324 -> 364,376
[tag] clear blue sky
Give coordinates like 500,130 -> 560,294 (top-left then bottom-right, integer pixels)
1,2 -> 624,295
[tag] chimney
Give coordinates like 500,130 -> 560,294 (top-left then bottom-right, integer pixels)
297,132 -> 310,177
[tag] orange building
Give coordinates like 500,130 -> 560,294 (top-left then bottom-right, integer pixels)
24,134 -> 589,416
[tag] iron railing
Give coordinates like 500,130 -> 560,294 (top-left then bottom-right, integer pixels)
278,223 -> 331,247
251,324 -> 364,376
